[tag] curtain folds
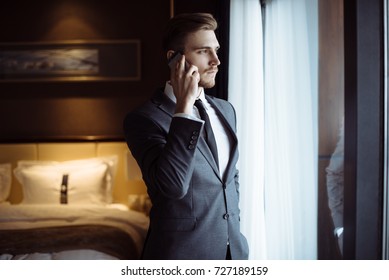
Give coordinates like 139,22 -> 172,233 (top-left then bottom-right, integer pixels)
229,0 -> 318,259
229,0 -> 266,260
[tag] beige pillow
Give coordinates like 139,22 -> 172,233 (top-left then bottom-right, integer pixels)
0,163 -> 12,202
14,156 -> 117,205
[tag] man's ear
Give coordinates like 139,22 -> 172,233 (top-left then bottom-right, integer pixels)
166,50 -> 175,61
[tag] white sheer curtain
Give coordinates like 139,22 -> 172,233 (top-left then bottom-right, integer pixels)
229,0 -> 318,259
264,0 -> 318,260
229,0 -> 266,260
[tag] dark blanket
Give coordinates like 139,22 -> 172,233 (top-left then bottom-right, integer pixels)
0,224 -> 139,259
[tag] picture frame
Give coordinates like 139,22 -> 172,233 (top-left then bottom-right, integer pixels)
0,40 -> 141,82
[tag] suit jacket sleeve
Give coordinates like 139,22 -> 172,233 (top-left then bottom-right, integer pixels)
124,111 -> 204,200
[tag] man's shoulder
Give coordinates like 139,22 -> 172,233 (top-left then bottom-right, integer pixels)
206,94 -> 235,111
124,87 -> 174,123
130,88 -> 165,113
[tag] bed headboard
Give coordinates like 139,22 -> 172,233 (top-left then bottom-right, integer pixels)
0,141 -> 146,205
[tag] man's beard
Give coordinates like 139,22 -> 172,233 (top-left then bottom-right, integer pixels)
198,73 -> 217,88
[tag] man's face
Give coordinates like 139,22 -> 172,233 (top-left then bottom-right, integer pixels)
183,30 -> 221,89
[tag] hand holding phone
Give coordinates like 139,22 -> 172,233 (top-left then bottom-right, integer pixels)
168,51 -> 189,71
167,51 -> 200,114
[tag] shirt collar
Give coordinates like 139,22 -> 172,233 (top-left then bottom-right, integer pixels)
164,81 -> 206,104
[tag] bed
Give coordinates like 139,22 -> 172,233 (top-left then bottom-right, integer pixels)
0,142 -> 149,260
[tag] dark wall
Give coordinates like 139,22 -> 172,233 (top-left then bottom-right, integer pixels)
343,0 -> 384,260
0,0 -> 217,141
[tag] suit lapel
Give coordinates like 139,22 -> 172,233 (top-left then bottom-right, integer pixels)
205,96 -> 238,143
206,96 -> 239,183
197,137 -> 222,181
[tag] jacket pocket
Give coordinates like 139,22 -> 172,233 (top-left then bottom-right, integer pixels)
152,217 -> 197,232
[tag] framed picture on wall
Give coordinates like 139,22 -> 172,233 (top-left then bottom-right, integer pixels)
0,40 -> 141,82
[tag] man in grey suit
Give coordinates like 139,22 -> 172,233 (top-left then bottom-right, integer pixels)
326,121 -> 344,256
123,13 -> 249,260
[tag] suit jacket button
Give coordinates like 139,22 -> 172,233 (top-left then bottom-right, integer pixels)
192,131 -> 199,136
188,144 -> 195,149
223,213 -> 229,220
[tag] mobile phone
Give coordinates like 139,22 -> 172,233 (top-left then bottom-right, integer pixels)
168,51 -> 183,69
168,51 -> 190,70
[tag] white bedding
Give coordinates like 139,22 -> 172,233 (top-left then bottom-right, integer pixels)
0,204 -> 149,260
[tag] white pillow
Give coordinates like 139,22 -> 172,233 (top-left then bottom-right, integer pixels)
0,163 -> 12,202
13,156 -> 118,205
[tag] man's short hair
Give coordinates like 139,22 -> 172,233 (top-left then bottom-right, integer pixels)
163,13 -> 218,53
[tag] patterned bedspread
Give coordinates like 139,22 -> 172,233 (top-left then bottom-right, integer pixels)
0,204 -> 149,260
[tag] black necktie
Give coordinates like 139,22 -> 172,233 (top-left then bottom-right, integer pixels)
194,99 -> 219,167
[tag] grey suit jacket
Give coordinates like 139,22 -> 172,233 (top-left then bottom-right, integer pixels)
123,88 -> 249,260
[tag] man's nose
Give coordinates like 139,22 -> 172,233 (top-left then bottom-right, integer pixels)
210,52 -> 221,66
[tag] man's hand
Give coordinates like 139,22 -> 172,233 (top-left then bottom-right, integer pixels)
170,54 -> 200,115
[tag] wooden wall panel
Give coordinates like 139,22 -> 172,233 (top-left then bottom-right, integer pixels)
319,0 -> 344,155
0,0 -> 217,142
